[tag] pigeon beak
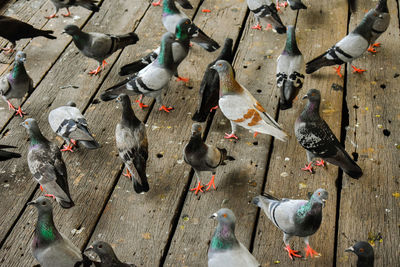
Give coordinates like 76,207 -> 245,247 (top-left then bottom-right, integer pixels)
302,95 -> 308,100
322,199 -> 326,207
84,245 -> 94,252
27,200 -> 36,206
209,213 -> 217,219
345,246 -> 355,253
210,64 -> 216,70
62,31 -> 66,34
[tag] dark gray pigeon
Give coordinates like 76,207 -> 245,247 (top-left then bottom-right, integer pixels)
208,208 -> 260,267
276,25 -> 304,110
0,15 -> 56,54
63,25 -> 139,75
295,89 -> 363,178
287,0 -> 307,10
306,9 -> 379,76
101,32 -> 176,113
253,189 -> 328,260
0,51 -> 33,117
115,94 -> 149,194
48,101 -> 100,152
119,18 -> 193,81
22,118 -> 74,208
246,0 -> 286,33
152,0 -> 193,9
28,196 -> 82,267
46,0 -> 99,19
192,38 -> 234,122
183,123 -> 234,194
162,0 -> 220,52
345,241 -> 374,267
85,241 -> 136,267
0,144 -> 21,161
367,0 -> 390,53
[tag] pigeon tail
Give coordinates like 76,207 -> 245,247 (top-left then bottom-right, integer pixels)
112,32 -> 139,52
252,194 -> 277,207
33,29 -> 56,40
335,151 -> 363,179
78,0 -> 100,12
279,99 -> 293,110
78,140 -> 101,150
58,198 -> 75,209
0,150 -> 21,161
191,110 -> 208,122
306,52 -> 336,74
289,1 -> 307,10
128,164 -> 150,194
191,27 -> 220,52
100,79 -> 129,101
119,51 -> 157,76
176,0 -> 193,9
218,148 -> 235,164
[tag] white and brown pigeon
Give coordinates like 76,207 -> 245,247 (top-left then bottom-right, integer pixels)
211,60 -> 288,141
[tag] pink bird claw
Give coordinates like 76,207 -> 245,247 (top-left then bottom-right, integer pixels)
265,24 -> 273,31
89,66 -> 102,75
305,244 -> 320,258
315,159 -> 325,167
190,181 -> 204,195
224,133 -> 238,140
45,14 -> 58,19
123,169 -> 132,179
251,23 -> 262,30
7,101 -> 16,111
152,0 -> 162,6
205,175 -> 216,191
176,76 -> 189,82
60,144 -> 74,152
44,194 -> 56,200
209,105 -> 218,112
14,107 -> 26,117
301,162 -> 313,173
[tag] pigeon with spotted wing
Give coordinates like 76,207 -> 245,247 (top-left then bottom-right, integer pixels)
85,241 -> 136,266
46,0 -> 99,19
345,241 -> 374,267
211,60 -> 288,141
0,144 -> 21,161
48,101 -> 100,152
246,0 -> 286,33
22,118 -> 74,208
295,89 -> 363,178
208,208 -> 260,267
253,189 -> 328,260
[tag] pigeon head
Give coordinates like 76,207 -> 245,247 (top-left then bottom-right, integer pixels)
176,18 -> 192,40
27,196 -> 53,213
210,60 -> 231,73
302,89 -> 321,102
15,51 -> 26,63
310,188 -> 328,207
116,94 -> 130,105
345,241 -> 374,264
66,101 -> 76,107
85,241 -> 120,263
210,208 -> 236,226
191,123 -> 202,135
63,24 -> 80,35
21,118 -> 38,130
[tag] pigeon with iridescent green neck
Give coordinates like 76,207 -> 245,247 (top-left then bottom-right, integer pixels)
276,25 -> 304,110
0,51 -> 33,117
208,208 -> 260,267
22,118 -> 74,208
85,241 -> 136,266
28,196 -> 82,267
253,189 -> 328,260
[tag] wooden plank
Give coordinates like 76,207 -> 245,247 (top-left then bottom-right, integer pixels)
0,0 -> 151,264
251,0 -> 348,266
336,0 -> 400,266
163,6 -> 299,267
85,1 -> 249,266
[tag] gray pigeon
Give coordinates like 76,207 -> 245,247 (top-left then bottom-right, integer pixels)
276,25 -> 304,110
119,18 -> 193,81
162,0 -> 220,52
0,51 -> 33,117
306,9 -> 379,76
46,0 -> 99,19
287,0 -> 307,10
21,118 -> 74,208
246,0 -> 286,33
253,189 -> 328,260
295,89 -> 363,178
48,101 -> 100,152
63,25 -> 139,75
183,123 -> 234,194
368,0 -> 390,53
85,241 -> 136,267
208,208 -> 260,267
100,32 -> 176,113
152,0 -> 193,9
345,241 -> 374,267
0,144 -> 21,161
28,196 -> 82,267
115,94 -> 149,194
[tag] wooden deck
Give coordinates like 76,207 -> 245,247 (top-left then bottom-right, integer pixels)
0,0 -> 398,266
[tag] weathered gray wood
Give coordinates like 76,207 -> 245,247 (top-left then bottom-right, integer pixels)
336,0 -> 400,266
0,1 -> 151,264
251,0 -> 348,265
85,1 -> 249,266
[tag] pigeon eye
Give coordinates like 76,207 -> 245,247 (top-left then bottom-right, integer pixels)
318,192 -> 321,196
98,244 -> 103,249
222,213 -> 227,218
41,201 -> 46,206
25,121 -> 29,125
359,248 -> 364,253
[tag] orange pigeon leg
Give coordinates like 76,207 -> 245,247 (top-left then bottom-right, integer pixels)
61,8 -> 71,17
285,245 -> 302,260
351,65 -> 366,74
205,174 -> 216,191
333,66 -> 342,77
123,169 -> 132,179
305,244 -> 320,258
159,105 -> 174,113
190,181 -> 204,194
251,23 -> 262,30
152,0 -> 162,6
135,95 -> 148,109
315,159 -> 325,167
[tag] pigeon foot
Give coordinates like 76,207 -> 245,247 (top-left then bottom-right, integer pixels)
14,106 -> 26,117
123,169 -> 132,179
89,66 -> 102,75
265,24 -> 273,31
44,194 -> 56,200
176,76 -> 189,82
61,144 -> 74,152
351,65 -> 366,73
190,181 -> 204,195
253,131 -> 259,138
202,9 -> 211,13
315,159 -> 325,167
62,9 -> 71,17
45,13 -> 58,19
251,23 -> 262,30
301,162 -> 313,173
1,47 -> 15,54
7,100 -> 16,111
210,105 -> 218,112
135,95 -> 148,109
333,66 -> 342,78
224,133 -> 239,140
305,244 -> 320,258
205,175 -> 216,191
159,105 -> 174,113
152,0 -> 162,6
285,245 -> 302,260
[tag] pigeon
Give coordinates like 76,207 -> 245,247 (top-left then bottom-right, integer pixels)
162,0 -> 220,52
367,0 -> 390,53
211,60 -> 288,141
0,51 -> 33,117
153,0 -> 193,9
21,118 -> 74,208
119,18 -> 193,82
63,24 -> 139,75
345,241 -> 374,267
276,25 -> 304,110
183,123 -> 234,194
252,189 -> 328,260
100,32 -> 176,113
46,0 -> 99,19
0,15 -> 56,54
286,0 -> 307,10
295,89 -> 363,178
48,101 -> 100,152
85,241 -> 136,266
28,196 -> 82,267
115,94 -> 149,194
306,9 -> 380,76
208,208 -> 260,267
0,144 -> 21,161
246,0 -> 286,33
192,38 -> 235,122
